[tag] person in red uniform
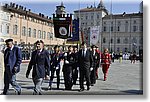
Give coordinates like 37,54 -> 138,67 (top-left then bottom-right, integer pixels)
101,48 -> 111,81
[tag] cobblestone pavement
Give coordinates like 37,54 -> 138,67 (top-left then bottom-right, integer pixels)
0,60 -> 143,95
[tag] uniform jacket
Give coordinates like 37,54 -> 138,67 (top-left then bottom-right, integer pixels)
4,46 -> 22,74
26,49 -> 50,78
101,53 -> 111,65
92,51 -> 100,68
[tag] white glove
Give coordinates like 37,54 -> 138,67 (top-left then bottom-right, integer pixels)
56,67 -> 59,70
65,60 -> 69,64
64,53 -> 67,56
77,67 -> 79,70
90,67 -> 93,71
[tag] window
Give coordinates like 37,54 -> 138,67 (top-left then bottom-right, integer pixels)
103,26 -> 106,32
33,29 -> 36,38
117,38 -> 120,43
118,21 -> 121,25
38,30 -> 41,38
47,32 -> 50,40
48,32 -> 53,40
139,38 -> 143,44
28,28 -> 31,37
0,25 -> 2,33
133,26 -> 137,32
140,26 -> 143,32
132,37 -> 137,43
91,15 -> 93,20
43,31 -> 46,39
111,38 -> 113,43
111,21 -> 113,25
86,16 -> 88,20
22,26 -> 26,36
97,14 -> 99,19
133,20 -> 136,24
117,26 -> 120,31
103,38 -> 106,43
111,26 -> 113,31
13,25 -> 18,35
125,23 -> 128,32
6,25 -> 9,34
124,38 -> 128,44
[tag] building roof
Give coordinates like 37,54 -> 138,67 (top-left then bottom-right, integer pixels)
74,7 -> 108,14
74,0 -> 108,14
2,3 -> 53,23
103,12 -> 143,19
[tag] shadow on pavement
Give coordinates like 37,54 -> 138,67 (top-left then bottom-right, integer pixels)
121,90 -> 143,94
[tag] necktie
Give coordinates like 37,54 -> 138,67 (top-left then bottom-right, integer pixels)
82,50 -> 84,57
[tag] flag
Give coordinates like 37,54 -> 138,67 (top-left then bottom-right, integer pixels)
90,26 -> 100,45
53,17 -> 72,39
67,19 -> 79,42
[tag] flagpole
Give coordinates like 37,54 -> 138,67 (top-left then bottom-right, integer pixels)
109,0 -> 112,52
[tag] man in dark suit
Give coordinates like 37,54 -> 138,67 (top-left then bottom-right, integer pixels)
90,45 -> 100,86
26,40 -> 50,95
63,45 -> 76,90
78,42 -> 94,91
3,39 -> 22,95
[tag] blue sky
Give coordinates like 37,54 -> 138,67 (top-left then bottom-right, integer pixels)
2,0 -> 142,18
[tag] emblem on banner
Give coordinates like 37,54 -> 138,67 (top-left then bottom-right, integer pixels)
59,27 -> 67,36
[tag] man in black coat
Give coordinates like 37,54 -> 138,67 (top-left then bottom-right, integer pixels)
26,40 -> 50,95
78,42 -> 94,91
90,45 -> 100,86
63,46 -> 76,90
3,39 -> 22,95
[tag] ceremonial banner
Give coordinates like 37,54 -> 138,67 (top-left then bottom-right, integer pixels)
90,26 -> 100,45
53,17 -> 72,39
67,19 -> 79,42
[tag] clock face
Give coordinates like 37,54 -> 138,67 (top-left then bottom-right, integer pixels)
59,27 -> 67,36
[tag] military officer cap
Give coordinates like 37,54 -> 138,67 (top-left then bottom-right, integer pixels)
68,45 -> 73,49
35,40 -> 44,45
91,45 -> 98,48
73,46 -> 78,48
5,38 -> 13,43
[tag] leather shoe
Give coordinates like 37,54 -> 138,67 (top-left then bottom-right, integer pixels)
79,88 -> 84,92
17,90 -> 21,95
87,86 -> 90,91
48,86 -> 52,90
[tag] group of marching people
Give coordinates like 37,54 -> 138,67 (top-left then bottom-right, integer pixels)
2,39 -> 111,95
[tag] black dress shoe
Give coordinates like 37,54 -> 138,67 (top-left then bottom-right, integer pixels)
87,86 -> 90,91
17,90 -> 21,95
2,92 -> 7,95
91,84 -> 94,86
48,86 -> 52,90
79,88 -> 84,92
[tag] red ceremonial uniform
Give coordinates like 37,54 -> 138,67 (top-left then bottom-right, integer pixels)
101,52 -> 111,81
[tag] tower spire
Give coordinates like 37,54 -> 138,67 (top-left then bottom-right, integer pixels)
97,0 -> 105,9
61,1 -> 64,6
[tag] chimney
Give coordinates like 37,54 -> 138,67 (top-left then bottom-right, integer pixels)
10,2 -> 13,7
15,4 -> 18,9
5,3 -> 8,8
39,13 -> 41,16
12,3 -> 15,8
24,7 -> 26,11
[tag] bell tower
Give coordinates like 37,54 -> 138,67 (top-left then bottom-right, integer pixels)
55,2 -> 66,17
